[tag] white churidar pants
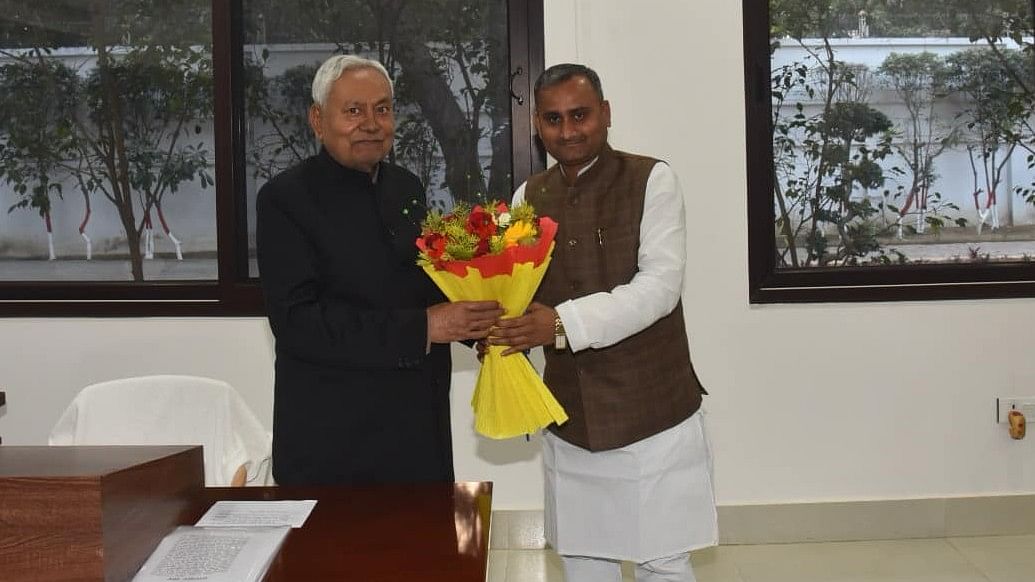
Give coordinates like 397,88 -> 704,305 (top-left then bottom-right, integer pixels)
561,552 -> 698,582
543,411 -> 716,576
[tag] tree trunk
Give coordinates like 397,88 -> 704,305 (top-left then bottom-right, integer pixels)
119,209 -> 144,278
91,7 -> 143,280
390,9 -> 488,203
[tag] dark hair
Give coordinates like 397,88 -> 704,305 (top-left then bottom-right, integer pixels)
534,63 -> 604,103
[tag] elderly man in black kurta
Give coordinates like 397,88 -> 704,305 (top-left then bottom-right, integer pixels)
256,55 -> 503,485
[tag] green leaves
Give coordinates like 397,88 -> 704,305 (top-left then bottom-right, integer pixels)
0,56 -> 79,216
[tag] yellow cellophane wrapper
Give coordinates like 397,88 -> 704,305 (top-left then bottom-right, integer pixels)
421,244 -> 568,439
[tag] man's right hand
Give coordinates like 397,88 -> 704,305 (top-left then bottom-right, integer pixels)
427,301 -> 505,343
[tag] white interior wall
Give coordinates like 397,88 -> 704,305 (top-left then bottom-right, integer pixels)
547,0 -> 1035,504
1,0 -> 1034,510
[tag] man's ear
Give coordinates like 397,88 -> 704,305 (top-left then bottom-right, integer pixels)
602,100 -> 612,128
308,104 -> 323,142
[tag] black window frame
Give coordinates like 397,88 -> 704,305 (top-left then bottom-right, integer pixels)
0,0 -> 545,316
744,0 -> 1035,303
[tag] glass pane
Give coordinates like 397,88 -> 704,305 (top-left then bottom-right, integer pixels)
769,1 -> 1035,268
0,0 -> 215,282
241,0 -> 513,277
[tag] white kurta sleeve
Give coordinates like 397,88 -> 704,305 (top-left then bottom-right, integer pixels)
550,163 -> 687,354
512,181 -> 528,206
525,163 -> 686,353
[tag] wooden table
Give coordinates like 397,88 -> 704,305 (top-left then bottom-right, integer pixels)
189,482 -> 493,582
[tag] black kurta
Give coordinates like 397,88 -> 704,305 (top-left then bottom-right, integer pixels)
256,148 -> 452,485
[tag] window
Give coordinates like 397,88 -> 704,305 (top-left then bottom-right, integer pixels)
745,0 -> 1035,302
0,0 -> 543,315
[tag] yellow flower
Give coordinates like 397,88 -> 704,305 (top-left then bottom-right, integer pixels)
502,220 -> 535,248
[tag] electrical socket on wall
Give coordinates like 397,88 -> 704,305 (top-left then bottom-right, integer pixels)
996,397 -> 1035,424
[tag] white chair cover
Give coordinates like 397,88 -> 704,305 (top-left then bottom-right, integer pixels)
49,375 -> 271,487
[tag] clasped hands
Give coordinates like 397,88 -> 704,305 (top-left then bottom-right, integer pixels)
427,301 -> 557,356
428,300 -> 558,356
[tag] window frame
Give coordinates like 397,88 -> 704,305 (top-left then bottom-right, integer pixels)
0,0 -> 545,316
744,0 -> 1035,303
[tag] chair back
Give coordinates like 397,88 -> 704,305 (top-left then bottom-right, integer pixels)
49,375 -> 271,486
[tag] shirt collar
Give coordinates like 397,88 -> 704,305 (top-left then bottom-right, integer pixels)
559,155 -> 601,180
318,147 -> 383,184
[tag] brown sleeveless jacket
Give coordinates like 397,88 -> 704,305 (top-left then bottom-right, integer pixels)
526,146 -> 704,451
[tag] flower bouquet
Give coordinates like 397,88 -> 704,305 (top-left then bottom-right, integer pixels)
417,201 -> 568,439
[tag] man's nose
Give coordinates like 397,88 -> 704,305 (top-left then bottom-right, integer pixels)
358,110 -> 379,132
560,118 -> 578,139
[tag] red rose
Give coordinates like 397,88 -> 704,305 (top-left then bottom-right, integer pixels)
495,201 -> 509,214
422,232 -> 446,259
467,206 -> 497,239
474,236 -> 491,257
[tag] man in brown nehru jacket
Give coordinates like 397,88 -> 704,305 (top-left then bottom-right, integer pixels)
490,63 -> 716,582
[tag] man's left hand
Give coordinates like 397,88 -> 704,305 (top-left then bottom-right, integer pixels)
489,302 -> 557,356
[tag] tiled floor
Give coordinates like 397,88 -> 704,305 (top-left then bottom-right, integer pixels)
487,535 -> 1035,582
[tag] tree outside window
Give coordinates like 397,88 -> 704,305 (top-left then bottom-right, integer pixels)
0,0 -> 214,282
0,0 -> 541,313
748,0 -> 1035,301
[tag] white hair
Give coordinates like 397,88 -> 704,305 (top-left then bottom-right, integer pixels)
310,55 -> 394,108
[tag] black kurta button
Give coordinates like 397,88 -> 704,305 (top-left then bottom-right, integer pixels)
567,238 -> 578,248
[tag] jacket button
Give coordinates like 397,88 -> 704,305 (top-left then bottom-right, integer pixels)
567,238 -> 578,248
571,280 -> 581,291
